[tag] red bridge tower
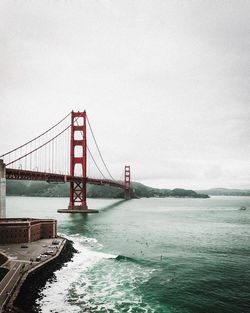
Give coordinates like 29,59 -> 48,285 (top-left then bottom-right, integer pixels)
58,111 -> 131,213
69,111 -> 88,210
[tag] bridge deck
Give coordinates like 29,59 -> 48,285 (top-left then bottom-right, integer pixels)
6,168 -> 125,189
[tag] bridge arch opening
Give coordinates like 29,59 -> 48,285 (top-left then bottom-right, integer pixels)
74,116 -> 84,126
74,146 -> 83,158
74,163 -> 84,177
74,131 -> 83,140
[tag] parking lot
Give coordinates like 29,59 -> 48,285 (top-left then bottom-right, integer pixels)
0,237 -> 65,311
0,237 -> 64,265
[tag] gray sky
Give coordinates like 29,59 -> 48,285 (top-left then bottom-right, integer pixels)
0,0 -> 249,189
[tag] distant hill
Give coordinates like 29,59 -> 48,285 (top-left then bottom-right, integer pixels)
196,188 -> 250,196
6,180 -> 209,199
131,182 -> 208,198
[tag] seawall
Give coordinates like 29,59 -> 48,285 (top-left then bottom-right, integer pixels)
2,239 -> 77,313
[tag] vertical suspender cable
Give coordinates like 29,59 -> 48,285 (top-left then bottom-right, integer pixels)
86,116 -> 115,181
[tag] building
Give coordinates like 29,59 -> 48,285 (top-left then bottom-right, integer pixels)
0,218 -> 57,244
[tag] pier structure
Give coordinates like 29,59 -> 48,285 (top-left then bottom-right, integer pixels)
0,218 -> 71,313
0,237 -> 66,313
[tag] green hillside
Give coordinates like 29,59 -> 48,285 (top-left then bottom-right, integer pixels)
6,180 -> 209,199
196,188 -> 250,196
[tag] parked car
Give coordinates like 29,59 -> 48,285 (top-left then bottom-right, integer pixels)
44,250 -> 54,255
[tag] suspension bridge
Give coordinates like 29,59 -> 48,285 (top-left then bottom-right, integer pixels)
0,111 -> 131,216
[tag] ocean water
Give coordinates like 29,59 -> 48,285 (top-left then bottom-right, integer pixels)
6,196 -> 250,313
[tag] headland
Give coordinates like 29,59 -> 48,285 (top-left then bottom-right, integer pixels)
0,218 -> 76,313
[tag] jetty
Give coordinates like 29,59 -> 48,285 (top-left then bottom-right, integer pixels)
0,237 -> 68,313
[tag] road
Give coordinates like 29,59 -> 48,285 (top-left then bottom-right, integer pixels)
0,261 -> 28,312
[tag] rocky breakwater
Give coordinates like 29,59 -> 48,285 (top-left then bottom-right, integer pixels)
4,238 -> 77,313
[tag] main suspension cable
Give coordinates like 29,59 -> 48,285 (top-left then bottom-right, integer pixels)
87,146 -> 106,179
74,119 -> 106,179
0,111 -> 71,158
86,115 -> 115,180
6,124 -> 71,166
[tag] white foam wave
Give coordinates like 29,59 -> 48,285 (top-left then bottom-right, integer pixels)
67,253 -> 156,313
37,235 -> 116,313
38,234 -> 156,313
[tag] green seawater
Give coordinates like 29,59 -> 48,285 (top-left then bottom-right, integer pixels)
6,196 -> 250,313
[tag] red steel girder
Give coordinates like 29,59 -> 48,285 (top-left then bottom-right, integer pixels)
6,168 -> 125,189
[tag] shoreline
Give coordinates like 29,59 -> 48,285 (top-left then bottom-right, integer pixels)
0,238 -> 77,313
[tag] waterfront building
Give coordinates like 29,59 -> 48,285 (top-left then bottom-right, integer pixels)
0,218 -> 57,244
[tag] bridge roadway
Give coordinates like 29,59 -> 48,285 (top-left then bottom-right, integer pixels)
6,168 -> 125,189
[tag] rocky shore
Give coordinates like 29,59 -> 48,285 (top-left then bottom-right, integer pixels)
0,253 -> 8,282
5,239 -> 77,313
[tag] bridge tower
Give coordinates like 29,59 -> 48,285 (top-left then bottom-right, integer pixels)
124,165 -> 131,199
68,111 -> 88,210
58,110 -> 98,213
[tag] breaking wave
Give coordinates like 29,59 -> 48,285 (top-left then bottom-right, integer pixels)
37,234 -> 156,313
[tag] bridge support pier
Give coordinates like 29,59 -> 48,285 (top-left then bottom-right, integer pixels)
0,159 -> 6,218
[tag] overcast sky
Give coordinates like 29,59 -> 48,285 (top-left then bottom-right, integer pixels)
0,0 -> 249,189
